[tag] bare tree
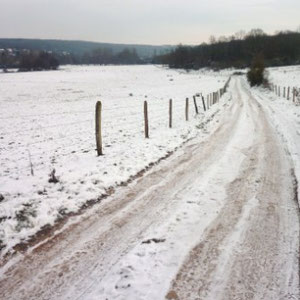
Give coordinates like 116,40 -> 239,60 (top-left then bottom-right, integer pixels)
247,28 -> 266,37
209,35 -> 216,44
235,30 -> 246,40
218,36 -> 227,43
228,35 -> 236,41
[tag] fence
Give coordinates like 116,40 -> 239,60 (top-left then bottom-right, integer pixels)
95,77 -> 231,156
0,77 -> 232,179
270,83 -> 300,104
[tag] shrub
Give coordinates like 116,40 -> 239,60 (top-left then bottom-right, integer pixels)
247,53 -> 267,86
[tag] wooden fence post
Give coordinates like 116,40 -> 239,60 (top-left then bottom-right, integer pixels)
193,95 -> 199,114
95,101 -> 103,156
283,87 -> 286,98
169,99 -> 172,128
207,98 -> 209,110
144,101 -> 149,138
278,86 -> 281,97
293,88 -> 296,103
202,95 -> 207,111
287,87 -> 290,100
185,98 -> 189,121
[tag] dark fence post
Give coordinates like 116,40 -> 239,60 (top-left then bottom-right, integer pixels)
95,101 -> 103,156
144,101 -> 149,138
193,95 -> 199,114
185,98 -> 189,121
202,96 -> 207,111
169,99 -> 172,128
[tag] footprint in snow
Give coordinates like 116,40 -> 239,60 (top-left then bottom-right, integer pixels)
115,266 -> 134,290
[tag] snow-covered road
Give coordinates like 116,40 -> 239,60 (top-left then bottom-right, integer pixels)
0,76 -> 299,300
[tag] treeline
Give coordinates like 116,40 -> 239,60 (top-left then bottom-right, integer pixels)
154,29 -> 300,70
0,38 -> 173,59
0,47 -> 143,71
0,50 -> 59,71
59,47 -> 143,64
81,48 -> 142,64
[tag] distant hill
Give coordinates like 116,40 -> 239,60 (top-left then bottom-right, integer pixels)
0,38 -> 174,58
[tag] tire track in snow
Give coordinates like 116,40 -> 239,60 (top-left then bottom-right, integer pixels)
166,77 -> 300,300
0,79 -> 241,300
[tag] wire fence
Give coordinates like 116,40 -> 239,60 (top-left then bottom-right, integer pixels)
0,77 -> 231,176
270,84 -> 300,104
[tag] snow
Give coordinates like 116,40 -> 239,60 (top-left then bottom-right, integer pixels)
254,65 -> 300,206
0,65 -> 231,256
268,65 -> 300,89
0,70 -> 299,300
83,83 -> 258,299
206,196 -> 259,300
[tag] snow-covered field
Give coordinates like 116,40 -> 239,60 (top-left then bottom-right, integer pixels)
268,65 -> 300,90
0,65 -> 231,256
1,75 -> 299,300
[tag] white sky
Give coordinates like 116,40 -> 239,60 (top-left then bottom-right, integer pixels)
0,0 -> 299,45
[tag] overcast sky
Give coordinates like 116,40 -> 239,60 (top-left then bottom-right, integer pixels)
0,0 -> 299,45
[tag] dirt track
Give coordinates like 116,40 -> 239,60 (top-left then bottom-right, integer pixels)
166,79 -> 300,300
0,77 -> 299,300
